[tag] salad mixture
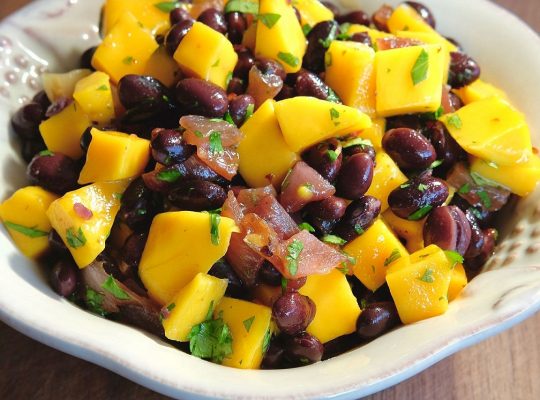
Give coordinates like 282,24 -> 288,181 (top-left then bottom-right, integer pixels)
2,0 -> 539,370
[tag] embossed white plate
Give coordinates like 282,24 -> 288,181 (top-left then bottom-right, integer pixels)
1,0 -> 539,399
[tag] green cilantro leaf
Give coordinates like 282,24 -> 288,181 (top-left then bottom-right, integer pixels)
286,239 -> 303,276
154,1 -> 180,13
429,159 -> 444,169
66,227 -> 86,248
298,222 -> 315,233
167,303 -> 176,312
277,52 -> 299,68
38,150 -> 54,157
259,13 -> 281,29
418,268 -> 435,283
85,287 -> 108,316
458,183 -> 471,194
225,0 -> 259,14
245,103 -> 255,120
210,213 -> 221,246
102,275 -> 131,300
209,131 -> 224,155
321,234 -> 347,246
470,172 -> 499,187
225,71 -> 233,88
262,329 -> 272,353
326,87 -> 341,103
400,183 -> 411,189
411,48 -> 429,85
96,84 -> 108,91
156,169 -> 183,182
444,250 -> 464,268
417,183 -> 428,192
446,114 -> 463,129
329,107 -> 340,121
4,221 -> 48,238
354,224 -> 365,235
243,316 -> 255,332
318,23 -> 338,48
327,149 -> 339,162
469,207 -> 483,220
384,248 -> 401,266
342,137 -> 372,149
188,311 -> 233,364
302,23 -> 312,36
122,56 -> 135,65
224,111 -> 235,125
408,205 -> 433,221
477,189 -> 492,209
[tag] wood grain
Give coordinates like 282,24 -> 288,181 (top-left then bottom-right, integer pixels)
0,1 -> 539,399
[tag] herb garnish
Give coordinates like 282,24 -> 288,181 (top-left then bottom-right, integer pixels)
243,316 -> 255,332
122,56 -> 135,65
262,329 -> 272,353
154,1 -> 180,13
156,169 -> 182,182
102,275 -> 131,300
286,239 -> 303,276
429,159 -> 444,169
209,131 -> 224,155
66,227 -> 86,248
96,84 -> 108,91
327,149 -> 339,162
4,221 -> 48,238
224,0 -> 259,14
85,287 -> 108,316
477,189 -> 492,208
418,268 -> 435,283
298,222 -> 315,233
411,49 -> 429,85
188,307 -> 233,364
458,183 -> 471,194
210,213 -> 221,246
278,52 -> 299,68
417,183 -> 428,192
245,103 -> 255,120
354,224 -> 365,235
408,205 -> 433,221
302,24 -> 312,36
446,114 -> 463,129
259,13 -> 281,29
326,87 -> 340,103
321,234 -> 347,246
444,250 -> 464,268
38,150 -> 54,157
384,248 -> 401,266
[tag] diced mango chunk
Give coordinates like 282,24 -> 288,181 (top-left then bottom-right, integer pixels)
325,41 -> 376,116
441,97 -> 532,166
139,211 -> 239,305
375,45 -> 446,117
42,69 -> 92,102
344,219 -> 409,291
354,117 -> 385,150
173,22 -> 237,89
214,297 -> 272,369
382,209 -> 424,253
294,0 -> 334,27
448,263 -> 468,302
275,97 -> 372,152
102,0 -> 170,35
46,180 -> 130,268
386,245 -> 453,324
162,273 -> 228,341
470,156 -> 540,197
453,80 -> 509,104
299,269 -> 361,343
144,45 -> 181,87
242,22 -> 257,51
78,128 -> 150,184
0,187 -> 58,259
39,101 -> 90,160
238,100 -> 298,187
365,152 -> 407,212
92,12 -> 159,84
255,0 -> 307,73
73,71 -> 115,124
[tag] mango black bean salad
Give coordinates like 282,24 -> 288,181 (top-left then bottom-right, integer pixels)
2,0 -> 539,369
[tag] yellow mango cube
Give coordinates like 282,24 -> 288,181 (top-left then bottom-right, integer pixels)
448,263 -> 468,302
382,209 -> 424,253
46,180 -> 130,268
325,41 -> 376,116
39,101 -> 90,160
441,97 -> 532,166
73,71 -> 115,124
242,22 -> 257,52
344,219 -> 409,291
299,269 -> 361,343
42,69 -> 92,102
102,0 -> 170,36
92,12 -> 159,84
255,0 -> 307,73
214,297 -> 272,369
238,100 -> 298,188
78,128 -> 150,184
375,45 -> 446,117
453,80 -> 509,105
0,187 -> 58,259
470,156 -> 540,197
139,211 -> 239,305
386,245 -> 453,324
162,273 -> 228,342
173,22 -> 237,89
144,46 -> 181,87
353,118 -> 385,150
365,152 -> 408,212
275,97 -> 372,152
294,0 -> 334,27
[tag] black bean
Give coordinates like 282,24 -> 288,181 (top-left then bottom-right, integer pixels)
404,2 -> 436,28
333,196 -> 381,241
423,206 -> 472,255
448,91 -> 464,112
228,94 -> 255,126
385,114 -> 424,131
372,4 -> 393,32
335,153 -> 374,200
11,102 -> 45,140
342,142 -> 376,162
79,126 -> 93,154
167,180 -> 226,210
197,8 -> 227,34
32,90 -> 51,110
175,78 -> 229,118
226,12 -> 246,44
118,75 -> 169,112
306,216 -> 337,236
322,333 -> 361,360
21,138 -> 46,164
226,77 -> 246,95
302,139 -> 343,182
122,232 -> 148,270
464,228 -> 497,277
382,128 -> 436,170
45,98 -> 72,118
261,339 -> 286,369
150,128 -> 195,166
388,176 -> 449,220
303,21 -> 339,73
321,1 -> 340,16
284,332 -> 324,365
275,84 -> 296,101
27,152 -> 80,194
294,69 -> 340,102
233,45 -> 256,79
424,121 -> 466,169
283,276 -> 307,292
305,196 -> 347,221
356,302 -> 400,340
464,209 -> 485,258
349,32 -> 372,47
255,57 -> 286,80
50,259 -> 78,297
118,177 -> 162,230
169,7 -> 193,25
165,19 -> 194,55
448,52 -> 481,88
336,10 -> 370,26
80,46 -> 97,70
208,259 -> 246,299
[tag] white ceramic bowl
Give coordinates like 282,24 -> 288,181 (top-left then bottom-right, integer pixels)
1,0 -> 539,398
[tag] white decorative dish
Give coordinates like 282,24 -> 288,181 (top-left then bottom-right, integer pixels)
1,0 -> 539,399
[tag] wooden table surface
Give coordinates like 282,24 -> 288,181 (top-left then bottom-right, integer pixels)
1,0 -> 539,399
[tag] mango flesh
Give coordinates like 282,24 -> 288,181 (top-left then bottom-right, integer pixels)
448,263 -> 468,302
325,41 -> 376,116
92,12 -> 159,84
375,45 -> 446,117
162,273 -> 228,342
294,0 -> 334,28
78,128 -> 150,184
144,45 -> 181,87
255,0 -> 307,73
344,219 -> 409,292
382,209 -> 424,253
354,118 -> 385,150
139,211 -> 239,305
238,100 -> 298,188
441,96 -> 532,166
275,96 -> 372,152
42,69 -> 92,102
173,22 -> 238,89
214,297 -> 272,369
72,71 -> 115,125
453,80 -> 508,104
386,245 -> 453,324
102,0 -> 170,35
0,187 -> 58,259
299,269 -> 361,343
46,180 -> 130,268
39,101 -> 90,160
365,152 -> 408,212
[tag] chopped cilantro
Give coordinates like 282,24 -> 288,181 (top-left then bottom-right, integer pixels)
326,87 -> 341,103
102,275 -> 131,300
225,71 -> 233,88
411,49 -> 429,85
39,150 -> 54,157
262,328 -> 272,353
322,234 -> 347,246
327,149 -> 339,162
85,287 -> 108,316
408,205 -> 433,221
429,159 -> 444,169
278,52 -> 299,68
337,263 -> 349,274
224,0 -> 259,14
329,107 -> 340,121
167,303 -> 176,312
156,169 -> 182,182
325,51 -> 333,67
122,56 -> 135,65
418,268 -> 435,283
384,248 -> 401,266
188,310 -> 233,364
66,227 -> 86,248
210,213 -> 221,246
302,23 -> 312,36
446,114 -> 463,129
154,1 -> 180,13
194,130 -> 204,138
477,189 -> 492,209
259,13 -> 281,29
211,58 -> 220,67
96,84 -> 108,91
360,298 -> 368,310
417,183 -> 428,192
4,221 -> 48,238
224,111 -> 235,125
470,172 -> 498,187
458,183 -> 471,194
444,250 -> 464,268
245,103 -> 255,120
209,131 -> 224,155
400,183 -> 411,189
354,224 -> 365,235
318,23 -> 338,48
469,207 -> 483,220
298,222 -> 315,233
112,192 -> 123,200
342,137 -> 372,149
281,277 -> 288,292
243,316 -> 255,332
286,239 -> 303,276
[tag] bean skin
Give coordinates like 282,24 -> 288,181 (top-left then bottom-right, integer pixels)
294,69 -> 341,102
226,12 -> 246,44
464,228 -> 497,277
169,7 -> 193,25
122,232 -> 148,270
117,75 -> 169,111
336,11 -> 370,26
167,180 -> 227,210
272,292 -> 316,335
305,196 -> 348,221
261,339 -> 286,369
150,128 -> 195,166
258,261 -> 282,286
175,78 -> 229,118
228,94 -> 255,126
404,1 -> 436,28
50,259 -> 79,297
227,77 -> 246,95
197,8 -> 227,34
284,332 -> 324,365
448,52 -> 481,88
382,128 -> 437,170
11,102 -> 45,140
335,153 -> 374,200
303,21 -> 339,73
350,32 -> 372,47
208,259 -> 246,299
255,57 -> 286,81
21,139 -> 47,164
283,276 -> 307,292
423,206 -> 472,255
118,177 -> 162,230
302,139 -> 343,182
424,121 -> 467,169
464,209 -> 485,258
80,46 -> 97,70
233,45 -> 256,79
388,176 -> 449,220
305,216 -> 337,236
356,302 -> 400,340
27,152 -> 80,194
372,4 -> 393,32
32,90 -> 51,110
385,114 -> 424,131
342,142 -> 376,162
333,196 -> 381,241
165,19 -> 194,55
